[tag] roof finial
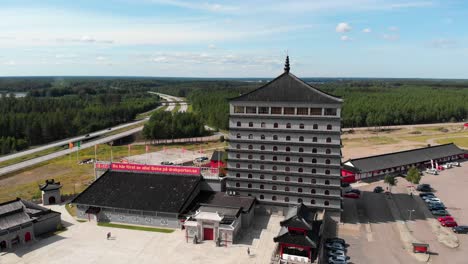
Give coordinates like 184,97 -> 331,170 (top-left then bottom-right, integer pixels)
284,55 -> 290,73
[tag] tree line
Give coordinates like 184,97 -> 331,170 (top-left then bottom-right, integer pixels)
143,111 -> 208,141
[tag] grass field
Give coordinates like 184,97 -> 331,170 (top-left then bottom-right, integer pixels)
343,136 -> 400,145
97,222 -> 175,233
436,137 -> 468,148
0,145 -> 65,168
401,131 -> 468,143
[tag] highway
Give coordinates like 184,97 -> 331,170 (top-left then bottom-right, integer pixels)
0,92 -> 188,176
150,92 -> 188,112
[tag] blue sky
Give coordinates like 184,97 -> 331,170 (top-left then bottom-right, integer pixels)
0,0 -> 467,78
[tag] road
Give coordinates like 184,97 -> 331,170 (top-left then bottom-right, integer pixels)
0,92 -> 188,176
149,92 -> 188,112
343,121 -> 467,132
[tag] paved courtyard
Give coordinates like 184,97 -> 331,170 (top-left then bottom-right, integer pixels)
1,205 -> 282,264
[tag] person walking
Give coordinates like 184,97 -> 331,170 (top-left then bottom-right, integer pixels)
107,232 -> 111,240
247,247 -> 250,256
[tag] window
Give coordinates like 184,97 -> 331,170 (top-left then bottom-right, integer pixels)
248,174 -> 252,178
297,107 -> 308,115
273,156 -> 277,161
285,176 -> 290,182
285,187 -> 290,192
284,107 -> 295,115
286,147 -> 291,152
298,188 -> 303,193
248,134 -> 253,139
260,195 -> 264,199
312,148 -> 317,153
284,197 -> 290,202
236,173 -> 240,178
236,133 -> 241,139
261,122 -> 266,128
258,107 -> 269,114
313,137 -> 317,142
285,167 -> 290,172
312,169 -> 317,174
273,135 -> 278,140
299,136 -> 304,142
272,186 -> 277,190
326,137 -> 331,143
271,107 -> 282,114
248,183 -> 252,188
272,175 -> 277,180
236,154 -> 240,159
311,189 -> 316,194
324,201 -> 330,206
236,121 -> 241,127
236,163 -> 240,168
236,144 -> 241,149
313,124 -> 318,130
274,123 -> 279,128
260,175 -> 265,179
273,166 -> 277,171
248,145 -> 253,150
272,196 -> 277,201
325,190 -> 330,195
324,108 -> 337,116
286,136 -> 291,141
285,157 -> 290,161
248,164 -> 252,169
325,180 -> 330,185
311,199 -> 316,204
298,198 -> 303,203
286,123 -> 291,128
261,145 -> 266,150
299,123 -> 305,129
298,178 -> 303,183
312,158 -> 317,163
260,155 -> 265,160
273,146 -> 278,151
310,107 -> 322,115
298,168 -> 303,173
248,154 -> 253,159
234,106 -> 245,113
325,170 -> 330,175
260,185 -> 264,189
246,106 -> 257,114
326,159 -> 331,164
299,147 -> 304,153
298,157 -> 303,163
311,178 -> 317,183
249,122 -> 253,127
327,124 -> 332,130
235,183 -> 240,187
326,149 -> 331,154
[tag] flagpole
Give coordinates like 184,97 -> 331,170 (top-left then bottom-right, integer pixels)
94,145 -> 97,180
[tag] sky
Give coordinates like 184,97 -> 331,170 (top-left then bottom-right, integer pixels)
0,0 -> 467,78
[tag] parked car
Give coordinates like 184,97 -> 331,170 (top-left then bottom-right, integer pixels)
424,197 -> 441,203
328,256 -> 349,264
427,201 -> 446,208
341,182 -> 350,188
194,156 -> 209,162
373,186 -> 384,193
438,216 -> 455,223
441,220 -> 458,227
326,238 -> 346,245
343,192 -> 360,199
328,249 -> 346,257
453,226 -> 468,234
419,192 -> 434,198
416,184 -> 432,192
431,210 -> 450,216
325,242 -> 346,251
345,189 -> 361,195
160,161 -> 174,165
428,205 -> 446,211
425,168 -> 438,175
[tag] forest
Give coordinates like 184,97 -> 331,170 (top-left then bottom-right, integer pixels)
143,111 -> 207,140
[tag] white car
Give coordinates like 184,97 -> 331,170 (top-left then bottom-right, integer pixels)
424,197 -> 441,203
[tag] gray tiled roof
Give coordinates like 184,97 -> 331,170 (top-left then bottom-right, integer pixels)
72,171 -> 202,213
39,179 -> 62,191
346,143 -> 465,173
230,72 -> 342,104
281,203 -> 317,230
0,198 -> 56,230
273,226 -> 319,248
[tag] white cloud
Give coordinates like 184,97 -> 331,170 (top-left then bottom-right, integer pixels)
430,38 -> 457,49
383,34 -> 400,41
388,26 -> 399,31
340,35 -> 352,41
336,22 -> 352,33
362,28 -> 372,33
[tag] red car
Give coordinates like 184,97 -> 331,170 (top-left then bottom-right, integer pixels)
438,216 -> 455,223
343,192 -> 360,199
441,220 -> 458,227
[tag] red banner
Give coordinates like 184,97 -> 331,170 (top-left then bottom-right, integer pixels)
95,162 -> 200,175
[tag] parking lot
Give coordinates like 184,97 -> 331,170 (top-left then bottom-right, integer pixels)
339,161 -> 468,264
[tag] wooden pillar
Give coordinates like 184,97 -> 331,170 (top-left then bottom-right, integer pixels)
279,244 -> 283,258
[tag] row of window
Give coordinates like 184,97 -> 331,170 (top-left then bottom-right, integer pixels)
234,154 -> 334,164
235,138 -> 334,149
232,145 -> 336,155
233,106 -> 337,116
237,134 -> 335,143
234,183 -> 334,195
236,121 -> 334,130
234,173 -> 334,185
233,163 -> 333,174
256,195 -> 331,206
